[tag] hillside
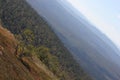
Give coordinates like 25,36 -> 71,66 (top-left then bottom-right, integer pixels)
26,0 -> 120,80
0,0 -> 92,80
0,25 -> 33,80
0,24 -> 59,80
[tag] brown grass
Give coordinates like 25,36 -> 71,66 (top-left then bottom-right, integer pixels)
0,25 -> 58,80
0,25 -> 17,54
0,25 -> 34,80
21,56 -> 57,80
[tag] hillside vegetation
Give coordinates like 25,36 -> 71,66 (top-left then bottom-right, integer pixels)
0,0 -> 92,80
0,24 -> 59,80
0,25 -> 33,80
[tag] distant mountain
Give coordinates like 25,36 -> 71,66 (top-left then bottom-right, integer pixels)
26,0 -> 120,80
0,0 -> 92,80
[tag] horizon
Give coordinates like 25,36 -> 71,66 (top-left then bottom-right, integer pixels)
66,0 -> 120,49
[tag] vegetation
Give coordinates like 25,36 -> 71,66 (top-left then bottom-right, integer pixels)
0,25 -> 34,80
16,29 -> 61,77
0,0 -> 92,80
0,25 -> 59,80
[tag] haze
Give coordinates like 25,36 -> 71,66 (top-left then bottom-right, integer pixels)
66,0 -> 120,49
26,0 -> 120,80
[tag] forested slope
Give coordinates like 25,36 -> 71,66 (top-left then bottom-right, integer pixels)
0,24 -> 60,80
0,0 -> 92,80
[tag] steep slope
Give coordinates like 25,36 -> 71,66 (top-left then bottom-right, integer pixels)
0,0 -> 92,80
0,24 -> 59,80
0,25 -> 33,80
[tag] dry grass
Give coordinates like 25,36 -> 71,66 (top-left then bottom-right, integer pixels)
0,25 -> 34,80
0,25 -> 17,54
0,25 -> 58,80
21,56 -> 59,80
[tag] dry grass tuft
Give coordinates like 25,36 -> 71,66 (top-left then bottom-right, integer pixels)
0,25 -> 17,54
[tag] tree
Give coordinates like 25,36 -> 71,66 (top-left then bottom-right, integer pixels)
22,29 -> 35,45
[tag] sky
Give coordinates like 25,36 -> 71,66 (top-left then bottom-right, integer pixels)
66,0 -> 120,49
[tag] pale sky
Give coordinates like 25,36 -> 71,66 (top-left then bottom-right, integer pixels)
66,0 -> 120,49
